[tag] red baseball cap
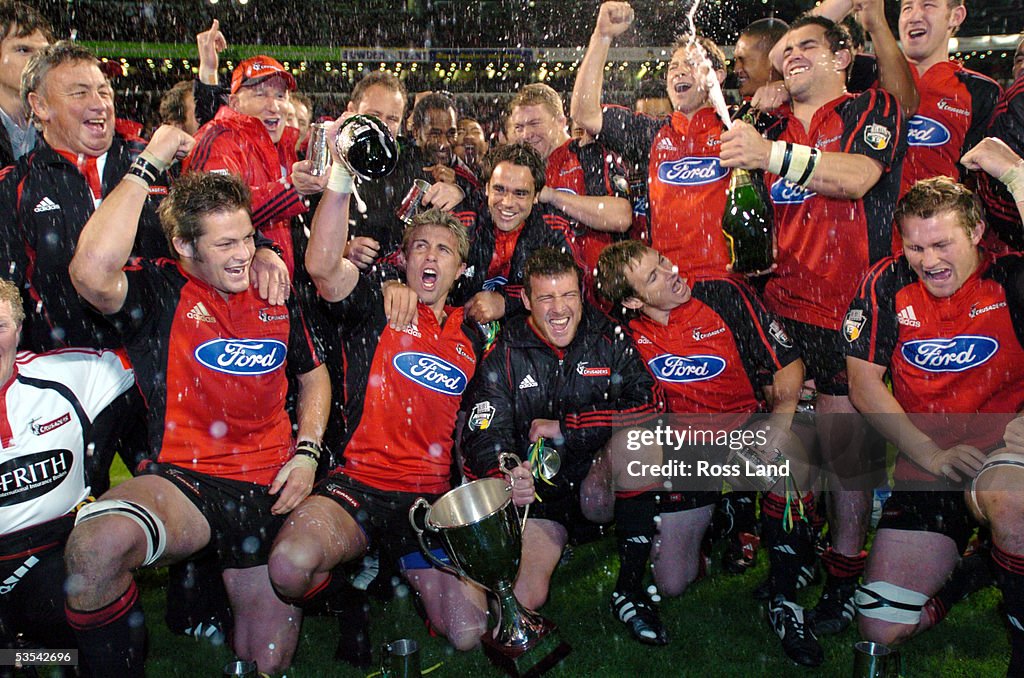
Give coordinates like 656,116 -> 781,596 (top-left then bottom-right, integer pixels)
230,56 -> 297,94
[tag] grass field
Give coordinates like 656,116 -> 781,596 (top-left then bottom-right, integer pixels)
72,462 -> 1011,677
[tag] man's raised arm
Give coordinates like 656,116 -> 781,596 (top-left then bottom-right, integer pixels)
570,1 -> 635,136
70,126 -> 194,314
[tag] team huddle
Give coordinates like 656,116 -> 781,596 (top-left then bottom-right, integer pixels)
2,0 -> 1024,675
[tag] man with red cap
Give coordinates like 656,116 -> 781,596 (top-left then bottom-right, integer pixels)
183,55 -> 327,274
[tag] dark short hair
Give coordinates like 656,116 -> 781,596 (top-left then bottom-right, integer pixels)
895,176 -> 984,238
787,15 -> 853,76
402,207 -> 470,263
0,1 -> 55,44
481,142 -> 546,193
22,41 -> 98,129
159,80 -> 192,126
159,172 -> 252,258
523,247 -> 581,298
411,92 -> 457,133
595,240 -> 648,306
739,17 -> 789,51
350,70 -> 407,108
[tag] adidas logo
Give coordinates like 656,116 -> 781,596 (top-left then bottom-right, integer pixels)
655,137 -> 677,152
896,305 -> 920,327
636,335 -> 652,345
518,374 -> 538,390
33,197 -> 60,213
186,302 -> 216,323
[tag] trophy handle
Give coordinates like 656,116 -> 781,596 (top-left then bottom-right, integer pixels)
497,452 -> 529,530
408,497 -> 466,579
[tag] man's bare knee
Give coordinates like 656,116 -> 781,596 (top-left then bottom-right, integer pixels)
268,534 -> 324,597
65,520 -> 141,596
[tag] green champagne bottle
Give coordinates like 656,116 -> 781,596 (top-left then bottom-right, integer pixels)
722,166 -> 773,273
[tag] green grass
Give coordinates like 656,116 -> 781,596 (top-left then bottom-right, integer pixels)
130,537 -> 1008,677
102,460 -> 1009,677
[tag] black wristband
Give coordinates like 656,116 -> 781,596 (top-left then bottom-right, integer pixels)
295,440 -> 322,462
127,157 -> 160,185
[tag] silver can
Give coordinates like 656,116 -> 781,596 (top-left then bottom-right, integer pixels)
306,122 -> 331,176
395,179 -> 432,224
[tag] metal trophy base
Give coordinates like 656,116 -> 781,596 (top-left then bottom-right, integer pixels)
480,618 -> 571,678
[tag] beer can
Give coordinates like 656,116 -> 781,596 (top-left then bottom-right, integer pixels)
395,179 -> 432,224
306,122 -> 331,176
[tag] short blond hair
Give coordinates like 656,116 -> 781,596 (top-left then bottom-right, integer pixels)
0,279 -> 25,327
402,208 -> 470,263
509,83 -> 564,120
895,176 -> 983,238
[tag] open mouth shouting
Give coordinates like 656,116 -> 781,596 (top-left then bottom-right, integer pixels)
421,266 -> 439,291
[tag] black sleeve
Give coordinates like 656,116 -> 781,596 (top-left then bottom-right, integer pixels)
843,258 -> 902,366
193,80 -> 228,128
693,278 -> 801,389
461,342 -> 519,480
285,290 -> 323,376
840,88 -> 904,170
575,139 -> 630,199
0,165 -> 27,288
990,81 -> 1024,156
597,105 -> 661,174
962,72 -> 1002,159
321,271 -> 383,331
106,259 -> 170,345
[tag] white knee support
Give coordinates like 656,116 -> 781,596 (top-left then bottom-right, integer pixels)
855,581 -> 929,625
75,499 -> 167,567
968,451 -> 1024,521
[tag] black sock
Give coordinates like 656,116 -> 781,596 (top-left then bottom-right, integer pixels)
164,554 -> 232,634
731,491 -> 758,535
993,546 -> 1024,676
67,581 -> 146,678
614,492 -> 659,595
820,547 -> 866,592
761,492 -> 815,601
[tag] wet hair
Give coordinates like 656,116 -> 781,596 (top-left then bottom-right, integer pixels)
523,247 -> 582,298
0,1 -> 55,44
22,41 -> 100,130
480,142 -> 546,193
670,35 -> 727,73
842,15 -> 867,51
0,278 -> 25,327
291,91 -> 312,116
411,92 -> 457,134
894,176 -> 984,238
594,240 -> 649,306
402,208 -> 470,263
789,15 -> 852,55
159,80 -> 193,127
158,172 -> 252,259
350,71 -> 407,108
739,17 -> 789,51
509,82 -> 564,120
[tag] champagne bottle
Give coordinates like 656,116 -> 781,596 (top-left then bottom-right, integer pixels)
722,109 -> 773,273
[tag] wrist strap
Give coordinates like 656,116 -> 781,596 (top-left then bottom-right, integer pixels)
327,162 -> 354,194
295,440 -> 322,462
767,141 -> 820,187
999,160 -> 1024,204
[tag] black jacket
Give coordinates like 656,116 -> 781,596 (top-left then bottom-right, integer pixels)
0,135 -> 169,352
461,307 -> 663,499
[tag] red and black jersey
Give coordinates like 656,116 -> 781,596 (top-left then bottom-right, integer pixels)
900,61 -> 1000,197
545,138 -> 629,279
978,77 -> 1024,250
325,275 -> 485,494
461,308 -> 664,501
629,277 -> 800,416
844,252 -> 1024,482
762,90 -> 906,330
184,107 -> 306,275
109,258 -> 321,486
600,105 -> 735,278
0,137 -> 170,353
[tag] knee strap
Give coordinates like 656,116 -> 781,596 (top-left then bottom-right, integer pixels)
855,581 -> 929,625
75,499 -> 167,567
969,452 -> 1024,521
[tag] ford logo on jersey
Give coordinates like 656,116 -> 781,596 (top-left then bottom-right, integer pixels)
906,116 -> 951,147
900,335 -> 998,372
195,339 -> 287,376
648,354 -> 727,383
657,157 -> 728,186
393,352 -> 468,395
770,178 -> 816,205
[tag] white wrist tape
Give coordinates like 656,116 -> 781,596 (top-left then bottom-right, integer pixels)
999,160 -> 1024,203
766,140 -> 820,187
327,162 -> 354,194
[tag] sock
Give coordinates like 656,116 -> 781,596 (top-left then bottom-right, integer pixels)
992,545 -> 1024,676
922,551 -> 993,628
761,491 -> 815,601
67,581 -> 146,678
820,547 -> 866,591
731,491 -> 758,535
164,555 -> 232,635
613,492 -> 659,595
